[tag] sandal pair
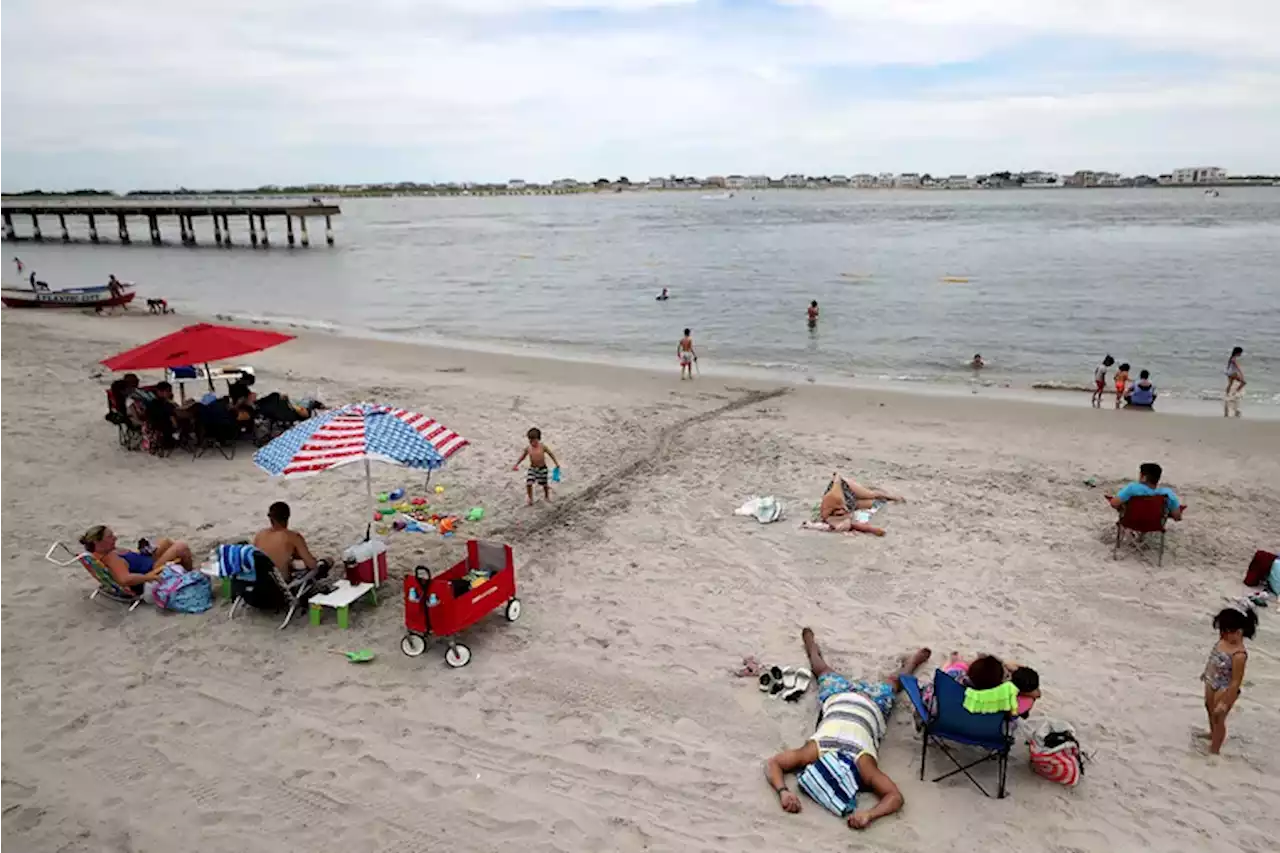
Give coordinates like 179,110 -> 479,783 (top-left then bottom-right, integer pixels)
759,666 -> 813,702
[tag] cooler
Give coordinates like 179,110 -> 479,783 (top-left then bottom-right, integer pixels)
343,538 -> 388,586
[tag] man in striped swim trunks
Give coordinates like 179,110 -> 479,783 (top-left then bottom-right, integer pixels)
764,628 -> 931,830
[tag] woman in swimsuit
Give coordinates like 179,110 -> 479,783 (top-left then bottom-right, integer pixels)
818,473 -> 904,536
1201,606 -> 1255,755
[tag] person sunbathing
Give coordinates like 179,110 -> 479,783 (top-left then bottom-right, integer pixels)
79,525 -> 193,595
764,628 -> 931,830
818,473 -> 904,535
253,501 -> 325,582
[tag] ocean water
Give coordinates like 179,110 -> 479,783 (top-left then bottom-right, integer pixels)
9,188 -> 1280,406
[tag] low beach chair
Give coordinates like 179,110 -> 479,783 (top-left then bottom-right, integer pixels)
227,548 -> 321,629
1113,494 -> 1168,566
105,389 -> 142,452
901,669 -> 1015,799
45,542 -> 143,611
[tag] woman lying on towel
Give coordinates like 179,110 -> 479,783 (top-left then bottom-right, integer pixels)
817,473 -> 904,537
80,525 -> 193,596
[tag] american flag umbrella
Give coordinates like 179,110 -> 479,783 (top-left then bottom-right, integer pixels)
253,403 -> 468,530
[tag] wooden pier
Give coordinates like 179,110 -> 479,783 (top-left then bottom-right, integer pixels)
0,199 -> 341,248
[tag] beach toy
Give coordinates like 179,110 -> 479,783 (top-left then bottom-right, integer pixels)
551,467 -> 562,483
466,507 -> 485,522
374,511 -> 384,521
375,524 -> 391,536
389,488 -> 405,501
1084,477 -> 1098,488
411,496 -> 427,506
332,649 -> 376,664
434,485 -> 445,494
377,492 -> 389,502
393,502 -> 413,513
439,517 -> 457,535
393,517 -> 408,531
381,506 -> 396,516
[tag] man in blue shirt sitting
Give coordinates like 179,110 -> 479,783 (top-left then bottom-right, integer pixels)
1109,462 -> 1185,520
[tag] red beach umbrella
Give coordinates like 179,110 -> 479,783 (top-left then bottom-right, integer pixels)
101,323 -> 295,371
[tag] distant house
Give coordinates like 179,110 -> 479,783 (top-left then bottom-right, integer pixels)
875,172 -> 895,188
507,179 -> 527,191
704,175 -> 727,188
852,173 -> 876,188
829,174 -> 850,186
782,173 -> 806,188
1171,166 -> 1227,184
550,178 -> 580,191
725,175 -> 749,189
747,175 -> 771,189
1064,170 -> 1098,187
1020,171 -> 1061,187
1095,172 -> 1122,187
895,173 -> 921,188
942,174 -> 975,189
647,177 -> 666,190
1156,174 -> 1174,185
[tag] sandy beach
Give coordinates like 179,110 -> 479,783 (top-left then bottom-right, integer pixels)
3,308 -> 1279,853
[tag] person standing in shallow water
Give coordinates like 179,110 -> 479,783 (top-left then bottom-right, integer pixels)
807,300 -> 819,328
677,328 -> 697,380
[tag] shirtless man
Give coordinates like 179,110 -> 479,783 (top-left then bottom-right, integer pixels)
253,502 -> 319,581
819,473 -> 904,536
765,628 -> 931,831
80,525 -> 193,595
677,328 -> 697,380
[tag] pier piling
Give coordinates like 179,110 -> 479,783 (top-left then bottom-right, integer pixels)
1,199 -> 339,249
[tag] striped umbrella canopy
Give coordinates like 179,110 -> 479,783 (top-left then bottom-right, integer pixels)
254,403 -> 468,528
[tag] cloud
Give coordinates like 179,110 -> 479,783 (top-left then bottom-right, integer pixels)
2,0 -> 1277,189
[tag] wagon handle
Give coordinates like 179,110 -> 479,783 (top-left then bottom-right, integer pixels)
413,564 -> 433,636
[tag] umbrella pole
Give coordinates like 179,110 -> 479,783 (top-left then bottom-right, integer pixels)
205,362 -> 215,394
364,457 -> 374,542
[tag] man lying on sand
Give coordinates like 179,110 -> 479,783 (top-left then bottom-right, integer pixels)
818,474 -> 904,536
79,525 -> 193,595
253,502 -> 324,582
765,628 -> 931,830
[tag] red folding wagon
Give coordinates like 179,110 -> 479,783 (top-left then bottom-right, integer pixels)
400,539 -> 521,667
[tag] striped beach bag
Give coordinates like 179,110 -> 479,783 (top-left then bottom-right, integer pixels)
797,750 -> 861,816
1026,718 -> 1084,787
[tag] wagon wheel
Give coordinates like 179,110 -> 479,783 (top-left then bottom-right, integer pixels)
400,633 -> 427,657
444,643 -> 472,668
505,598 -> 522,622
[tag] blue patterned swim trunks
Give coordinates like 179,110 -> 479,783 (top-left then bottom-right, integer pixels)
817,672 -> 895,718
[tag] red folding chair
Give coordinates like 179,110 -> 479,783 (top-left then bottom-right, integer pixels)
1114,494 -> 1169,566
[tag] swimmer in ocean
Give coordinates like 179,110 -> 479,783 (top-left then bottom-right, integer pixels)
656,288 -> 669,301
970,353 -> 985,369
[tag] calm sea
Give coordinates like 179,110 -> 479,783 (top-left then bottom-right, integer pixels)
10,188 -> 1280,406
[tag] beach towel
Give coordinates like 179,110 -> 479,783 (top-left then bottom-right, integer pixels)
797,750 -> 861,817
151,566 -> 214,613
963,681 -> 1019,714
217,544 -> 259,581
734,496 -> 783,524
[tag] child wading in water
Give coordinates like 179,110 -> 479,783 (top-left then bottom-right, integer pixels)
1224,346 -> 1245,417
513,427 -> 560,505
1201,607 -> 1256,754
1091,354 -> 1115,408
677,328 -> 697,380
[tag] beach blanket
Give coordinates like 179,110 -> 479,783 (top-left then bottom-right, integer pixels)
217,544 -> 259,581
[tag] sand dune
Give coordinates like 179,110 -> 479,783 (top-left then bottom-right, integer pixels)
3,309 -> 1278,853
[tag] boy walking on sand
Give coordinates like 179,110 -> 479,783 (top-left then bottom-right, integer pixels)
1092,354 -> 1115,408
678,328 -> 697,380
513,427 -> 560,505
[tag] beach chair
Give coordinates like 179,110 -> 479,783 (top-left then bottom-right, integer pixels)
228,549 -> 320,629
45,542 -> 143,611
105,389 -> 142,451
901,670 -> 1015,799
1113,494 -> 1168,566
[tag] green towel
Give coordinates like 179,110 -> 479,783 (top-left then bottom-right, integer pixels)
963,681 -> 1018,714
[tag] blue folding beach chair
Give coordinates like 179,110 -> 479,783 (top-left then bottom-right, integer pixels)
901,669 -> 1015,799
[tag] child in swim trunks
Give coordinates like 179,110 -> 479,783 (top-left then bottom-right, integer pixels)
512,427 -> 560,505
1092,354 -> 1115,408
677,328 -> 697,380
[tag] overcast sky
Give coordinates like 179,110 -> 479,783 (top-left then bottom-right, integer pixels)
3,0 -> 1278,190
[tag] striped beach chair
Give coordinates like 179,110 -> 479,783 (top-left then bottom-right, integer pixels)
45,542 -> 143,611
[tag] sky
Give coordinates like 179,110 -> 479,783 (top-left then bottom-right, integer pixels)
2,0 -> 1279,190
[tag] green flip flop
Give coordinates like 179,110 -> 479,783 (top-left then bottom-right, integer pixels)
332,649 -> 376,663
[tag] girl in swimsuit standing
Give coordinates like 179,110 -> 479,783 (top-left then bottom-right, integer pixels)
1201,606 -> 1255,755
